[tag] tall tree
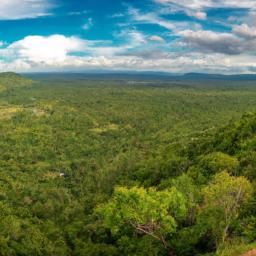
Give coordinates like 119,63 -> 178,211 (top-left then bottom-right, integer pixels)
97,186 -> 187,256
200,171 -> 253,245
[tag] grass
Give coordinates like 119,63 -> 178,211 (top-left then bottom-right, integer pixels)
216,242 -> 256,256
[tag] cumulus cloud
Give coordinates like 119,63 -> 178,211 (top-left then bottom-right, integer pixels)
1,49 -> 255,75
0,0 -> 54,20
0,31 -> 147,66
178,30 -> 256,55
233,24 -> 256,39
2,35 -> 87,64
0,28 -> 255,74
0,1 -> 255,74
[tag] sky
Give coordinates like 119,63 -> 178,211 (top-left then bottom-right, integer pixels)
0,0 -> 256,74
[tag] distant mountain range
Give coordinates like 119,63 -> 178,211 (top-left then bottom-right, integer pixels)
181,73 -> 256,80
22,71 -> 256,81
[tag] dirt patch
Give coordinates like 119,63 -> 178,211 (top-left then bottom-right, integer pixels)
241,249 -> 256,256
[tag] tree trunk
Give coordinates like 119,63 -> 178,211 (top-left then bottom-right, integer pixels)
222,224 -> 229,244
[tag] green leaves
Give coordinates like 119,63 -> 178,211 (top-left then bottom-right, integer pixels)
203,171 -> 252,207
199,171 -> 253,245
97,186 -> 187,253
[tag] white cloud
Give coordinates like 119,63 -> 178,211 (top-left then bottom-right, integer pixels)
82,18 -> 93,30
154,0 -> 256,10
178,29 -> 256,55
128,7 -> 202,32
4,35 -> 87,64
0,0 -> 54,20
110,13 -> 125,18
115,29 -> 146,47
1,51 -> 255,75
68,10 -> 88,16
91,30 -> 146,57
155,0 -> 210,9
186,10 -> 207,20
148,35 -> 165,42
233,24 -> 256,39
127,7 -> 175,30
0,33 -> 255,74
154,0 -> 256,20
0,31 -> 147,65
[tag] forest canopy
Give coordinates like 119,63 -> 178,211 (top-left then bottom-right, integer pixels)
0,73 -> 255,255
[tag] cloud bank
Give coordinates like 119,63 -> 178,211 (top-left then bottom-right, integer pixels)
0,0 -> 255,74
0,0 -> 53,20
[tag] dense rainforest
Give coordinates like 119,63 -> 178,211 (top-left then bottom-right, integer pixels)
0,72 -> 255,255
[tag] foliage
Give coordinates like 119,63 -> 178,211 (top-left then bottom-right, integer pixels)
199,171 -> 253,245
0,73 -> 255,255
97,186 -> 186,254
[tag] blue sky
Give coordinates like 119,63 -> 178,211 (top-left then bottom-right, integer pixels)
0,0 -> 256,73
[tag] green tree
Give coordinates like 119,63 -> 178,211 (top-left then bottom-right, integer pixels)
199,171 -> 253,245
187,152 -> 239,185
97,186 -> 187,256
160,174 -> 201,225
